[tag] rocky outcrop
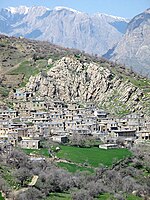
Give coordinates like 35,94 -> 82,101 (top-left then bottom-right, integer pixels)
107,9 -> 150,77
26,56 -> 148,115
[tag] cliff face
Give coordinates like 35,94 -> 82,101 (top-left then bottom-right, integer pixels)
0,6 -> 128,55
108,9 -> 150,76
26,56 -> 149,116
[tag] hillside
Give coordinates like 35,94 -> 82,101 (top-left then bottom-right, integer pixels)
105,8 -> 150,77
0,34 -> 150,116
0,6 -> 129,55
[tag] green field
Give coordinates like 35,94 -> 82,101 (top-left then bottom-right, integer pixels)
45,192 -> 71,200
56,146 -> 132,167
23,148 -> 50,157
0,192 -> 4,200
57,162 -> 94,173
45,192 -> 142,200
98,194 -> 143,200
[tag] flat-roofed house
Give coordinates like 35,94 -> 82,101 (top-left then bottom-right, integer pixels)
113,129 -> 136,138
19,139 -> 40,149
99,143 -> 118,149
51,135 -> 68,143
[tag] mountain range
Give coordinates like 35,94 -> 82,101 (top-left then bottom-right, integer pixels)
0,6 -> 128,55
0,6 -> 150,76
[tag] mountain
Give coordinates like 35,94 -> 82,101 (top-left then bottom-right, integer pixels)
105,9 -> 150,77
0,6 -> 129,55
0,35 -> 149,116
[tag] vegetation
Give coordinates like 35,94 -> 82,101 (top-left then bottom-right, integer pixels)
97,193 -> 143,200
45,192 -> 71,200
56,145 -> 132,167
0,86 -> 10,98
57,162 -> 94,173
23,148 -> 50,157
0,35 -> 150,116
0,192 -> 4,200
0,165 -> 20,189
0,143 -> 149,200
8,60 -> 41,86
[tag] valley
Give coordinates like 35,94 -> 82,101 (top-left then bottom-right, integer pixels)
0,5 -> 149,200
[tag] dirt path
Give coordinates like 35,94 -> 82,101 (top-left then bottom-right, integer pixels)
53,158 -> 93,169
28,175 -> 38,186
2,175 -> 39,200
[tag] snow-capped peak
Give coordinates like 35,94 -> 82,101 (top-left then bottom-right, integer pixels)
96,13 -> 129,22
54,6 -> 82,14
6,6 -> 29,14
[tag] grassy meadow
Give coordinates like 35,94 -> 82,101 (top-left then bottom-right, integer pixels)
56,145 -> 132,167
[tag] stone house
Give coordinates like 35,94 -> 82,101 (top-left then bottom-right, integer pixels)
99,143 -> 118,149
19,139 -> 40,149
112,129 -> 136,138
137,130 -> 150,140
51,135 -> 68,143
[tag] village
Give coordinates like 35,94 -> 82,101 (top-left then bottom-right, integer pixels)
0,88 -> 149,152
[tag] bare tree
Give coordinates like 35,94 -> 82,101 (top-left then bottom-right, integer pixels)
14,167 -> 32,186
16,187 -> 44,200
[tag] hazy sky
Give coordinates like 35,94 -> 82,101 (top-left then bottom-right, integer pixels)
0,0 -> 150,18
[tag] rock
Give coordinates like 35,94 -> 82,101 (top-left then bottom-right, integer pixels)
48,58 -> 53,65
108,8 -> 150,77
25,56 -> 148,115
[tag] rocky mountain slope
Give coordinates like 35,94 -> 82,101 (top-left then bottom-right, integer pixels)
0,35 -> 149,116
105,8 -> 150,77
0,6 -> 129,55
25,56 -> 150,116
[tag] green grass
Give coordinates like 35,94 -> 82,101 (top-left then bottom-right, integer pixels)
97,193 -> 142,200
7,59 -> 54,87
128,77 -> 150,88
45,192 -> 71,200
56,146 -> 131,167
45,193 -> 143,200
9,61 -> 38,76
23,148 -> 50,157
57,162 -> 94,173
127,194 -> 142,200
97,193 -> 115,200
0,165 -> 20,189
8,60 -> 41,86
0,86 -> 10,97
0,192 -> 4,200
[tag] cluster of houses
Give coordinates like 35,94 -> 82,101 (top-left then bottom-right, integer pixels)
0,89 -> 150,150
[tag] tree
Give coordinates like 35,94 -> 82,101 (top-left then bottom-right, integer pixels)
16,187 -> 44,200
7,150 -> 30,169
14,167 -> 32,186
72,189 -> 93,200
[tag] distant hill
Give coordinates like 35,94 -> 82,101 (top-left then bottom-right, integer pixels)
0,35 -> 149,116
0,6 -> 129,55
104,8 -> 150,77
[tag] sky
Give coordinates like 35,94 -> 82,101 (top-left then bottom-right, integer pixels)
0,0 -> 150,18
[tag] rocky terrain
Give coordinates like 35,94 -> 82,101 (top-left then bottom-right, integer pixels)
25,56 -> 150,116
0,6 -> 129,55
0,34 -> 150,116
105,8 -> 150,77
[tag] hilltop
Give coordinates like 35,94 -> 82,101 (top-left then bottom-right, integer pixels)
0,34 -> 150,116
